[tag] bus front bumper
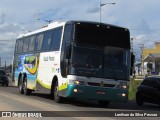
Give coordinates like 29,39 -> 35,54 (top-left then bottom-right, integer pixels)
66,84 -> 128,102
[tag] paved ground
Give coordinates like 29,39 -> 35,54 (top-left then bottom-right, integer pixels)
0,79 -> 159,120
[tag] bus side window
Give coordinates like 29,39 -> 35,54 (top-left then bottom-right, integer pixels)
42,30 -> 53,50
28,36 -> 36,52
60,24 -> 73,78
17,39 -> 24,53
50,27 -> 62,50
23,37 -> 30,52
35,34 -> 44,51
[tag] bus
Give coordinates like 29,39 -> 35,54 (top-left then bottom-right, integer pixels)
12,20 -> 130,106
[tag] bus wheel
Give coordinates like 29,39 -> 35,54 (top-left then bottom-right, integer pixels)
5,83 -> 8,87
19,76 -> 24,94
98,100 -> 110,106
23,77 -> 32,95
54,81 -> 63,103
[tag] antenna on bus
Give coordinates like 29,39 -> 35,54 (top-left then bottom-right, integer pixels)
37,18 -> 53,24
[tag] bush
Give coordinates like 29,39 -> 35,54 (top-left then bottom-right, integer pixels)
128,79 -> 142,100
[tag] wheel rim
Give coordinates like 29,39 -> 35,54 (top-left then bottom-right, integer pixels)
24,81 -> 27,94
19,84 -> 22,91
54,83 -> 58,99
19,81 -> 23,92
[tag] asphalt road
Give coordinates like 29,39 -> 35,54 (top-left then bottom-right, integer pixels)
0,80 -> 159,120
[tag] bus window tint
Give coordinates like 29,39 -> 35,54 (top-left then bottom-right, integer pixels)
35,34 -> 44,51
42,31 -> 53,50
23,38 -> 30,52
28,36 -> 36,51
17,39 -> 24,53
50,27 -> 62,50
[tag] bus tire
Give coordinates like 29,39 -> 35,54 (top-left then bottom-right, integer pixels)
19,76 -> 24,94
23,76 -> 32,95
98,100 -> 110,106
54,80 -> 63,103
5,83 -> 8,87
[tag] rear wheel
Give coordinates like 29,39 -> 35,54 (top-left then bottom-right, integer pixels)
54,81 -> 64,103
98,100 -> 110,106
23,77 -> 32,95
136,92 -> 144,106
19,76 -> 24,94
5,83 -> 8,87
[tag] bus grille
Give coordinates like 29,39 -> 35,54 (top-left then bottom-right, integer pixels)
87,82 -> 115,88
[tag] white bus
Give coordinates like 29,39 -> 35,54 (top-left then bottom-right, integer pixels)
12,20 -> 131,106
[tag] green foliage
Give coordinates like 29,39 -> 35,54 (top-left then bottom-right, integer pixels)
128,79 -> 142,100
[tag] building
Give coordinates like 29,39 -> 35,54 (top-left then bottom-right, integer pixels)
142,42 -> 160,75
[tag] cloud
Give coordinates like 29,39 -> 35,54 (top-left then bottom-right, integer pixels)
0,0 -> 160,64
87,7 -> 99,13
0,12 -> 6,24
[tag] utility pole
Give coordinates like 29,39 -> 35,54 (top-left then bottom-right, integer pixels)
0,57 -> 1,66
100,2 -> 115,22
139,44 -> 145,75
130,38 -> 134,53
5,60 -> 6,73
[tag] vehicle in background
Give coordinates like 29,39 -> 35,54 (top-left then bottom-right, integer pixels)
12,20 -> 130,106
136,76 -> 160,106
0,69 -> 9,86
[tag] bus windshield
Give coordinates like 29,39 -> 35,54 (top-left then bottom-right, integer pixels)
71,46 -> 103,77
71,46 -> 130,80
74,22 -> 130,49
68,22 -> 130,80
103,46 -> 129,80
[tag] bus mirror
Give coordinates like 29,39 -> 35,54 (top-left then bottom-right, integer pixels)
66,45 -> 71,59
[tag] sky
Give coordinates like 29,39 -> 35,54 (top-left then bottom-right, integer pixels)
0,0 -> 160,65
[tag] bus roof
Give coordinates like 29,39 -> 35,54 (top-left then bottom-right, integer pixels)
17,20 -> 129,39
17,20 -> 66,39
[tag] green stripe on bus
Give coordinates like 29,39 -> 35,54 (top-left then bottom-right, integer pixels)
58,82 -> 68,91
37,79 -> 51,89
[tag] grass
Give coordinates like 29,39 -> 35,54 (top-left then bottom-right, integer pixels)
128,78 -> 142,100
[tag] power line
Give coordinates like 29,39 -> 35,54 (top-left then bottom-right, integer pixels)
0,40 -> 13,42
129,28 -> 160,31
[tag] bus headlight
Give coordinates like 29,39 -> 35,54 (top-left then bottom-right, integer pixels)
73,89 -> 78,92
122,85 -> 127,89
74,80 -> 85,85
115,82 -> 129,89
74,80 -> 80,85
69,80 -> 85,85
122,93 -> 126,97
